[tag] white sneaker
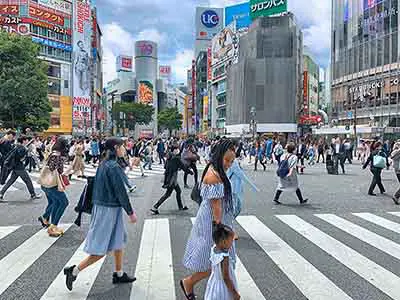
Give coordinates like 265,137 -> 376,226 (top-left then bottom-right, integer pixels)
129,186 -> 137,193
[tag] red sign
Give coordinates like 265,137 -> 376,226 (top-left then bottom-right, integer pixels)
207,47 -> 212,81
31,18 -> 71,35
303,71 -> 308,113
91,10 -> 97,48
191,60 -> 196,110
121,57 -> 132,69
29,4 -> 64,26
73,97 -> 91,120
299,115 -> 322,125
159,65 -> 171,76
76,0 -> 90,34
0,4 -> 18,15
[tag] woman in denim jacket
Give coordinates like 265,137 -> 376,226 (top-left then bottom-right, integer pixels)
63,138 -> 137,291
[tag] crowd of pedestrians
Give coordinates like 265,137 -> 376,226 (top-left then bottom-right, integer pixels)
3,127 -> 400,299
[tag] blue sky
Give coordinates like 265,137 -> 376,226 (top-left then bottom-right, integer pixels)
95,0 -> 331,84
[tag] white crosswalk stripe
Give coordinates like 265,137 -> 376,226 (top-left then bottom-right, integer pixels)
4,211 -> 400,299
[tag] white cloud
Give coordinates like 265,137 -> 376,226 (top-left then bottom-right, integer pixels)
136,29 -> 167,46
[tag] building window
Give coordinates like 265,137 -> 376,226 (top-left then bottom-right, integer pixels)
48,64 -> 61,78
48,78 -> 61,95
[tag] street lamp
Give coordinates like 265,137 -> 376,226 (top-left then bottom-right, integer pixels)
250,106 -> 257,140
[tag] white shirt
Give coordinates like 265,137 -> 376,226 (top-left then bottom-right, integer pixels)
335,144 -> 340,153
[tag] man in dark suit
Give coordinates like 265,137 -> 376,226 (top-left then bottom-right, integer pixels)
331,137 -> 346,174
296,139 -> 307,174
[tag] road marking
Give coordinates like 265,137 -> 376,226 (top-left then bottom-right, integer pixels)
277,215 -> 400,300
130,218 -> 175,300
317,214 -> 400,259
0,224 -> 73,295
237,216 -> 351,300
0,226 -> 20,241
354,213 -> 400,234
40,240 -> 105,300
191,217 -> 266,300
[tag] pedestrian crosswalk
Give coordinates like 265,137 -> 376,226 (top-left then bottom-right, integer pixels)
4,211 -> 400,299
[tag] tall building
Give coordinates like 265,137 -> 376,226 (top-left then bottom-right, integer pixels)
195,50 -> 208,132
0,0 -> 103,136
303,48 -> 320,117
226,13 -> 303,134
331,0 -> 400,130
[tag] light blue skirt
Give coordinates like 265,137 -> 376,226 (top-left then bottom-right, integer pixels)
84,205 -> 127,256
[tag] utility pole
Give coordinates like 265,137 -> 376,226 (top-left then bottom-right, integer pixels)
250,106 -> 257,140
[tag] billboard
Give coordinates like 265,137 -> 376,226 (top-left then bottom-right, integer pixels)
0,4 -> 19,15
364,0 -> 383,10
225,2 -> 251,30
211,22 -> 238,67
138,81 -> 154,105
116,55 -> 133,72
196,7 -> 224,41
37,0 -> 72,15
207,47 -> 212,81
73,0 -> 91,126
135,40 -> 157,58
29,3 -> 65,26
1,23 -> 29,35
250,0 -> 287,20
159,65 -> 171,76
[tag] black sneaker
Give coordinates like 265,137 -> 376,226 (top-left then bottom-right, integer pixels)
273,199 -> 281,205
0,194 -> 3,201
179,206 -> 189,211
112,272 -> 136,284
64,265 -> 77,291
393,197 -> 400,205
300,198 -> 309,204
150,208 -> 159,215
31,194 -> 42,200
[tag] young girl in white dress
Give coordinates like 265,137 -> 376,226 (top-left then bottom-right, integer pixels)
204,224 -> 240,300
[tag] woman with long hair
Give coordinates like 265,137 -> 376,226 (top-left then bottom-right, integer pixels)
63,138 -> 137,291
180,139 -> 236,300
363,141 -> 389,196
38,137 -> 69,237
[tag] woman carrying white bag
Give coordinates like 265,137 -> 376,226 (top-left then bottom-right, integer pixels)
38,137 -> 70,237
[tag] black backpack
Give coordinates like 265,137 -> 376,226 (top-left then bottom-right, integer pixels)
276,155 -> 293,178
74,176 -> 95,226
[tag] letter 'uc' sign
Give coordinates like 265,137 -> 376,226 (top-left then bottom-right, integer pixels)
201,10 -> 219,28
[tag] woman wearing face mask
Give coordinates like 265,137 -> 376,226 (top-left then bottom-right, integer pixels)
150,146 -> 191,214
63,138 -> 137,291
180,139 -> 237,300
363,141 -> 389,196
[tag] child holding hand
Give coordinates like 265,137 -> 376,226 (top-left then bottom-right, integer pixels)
205,223 -> 240,300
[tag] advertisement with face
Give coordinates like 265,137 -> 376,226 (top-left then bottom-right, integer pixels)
73,0 -> 91,125
138,81 -> 154,105
196,7 -> 224,41
211,22 -> 238,67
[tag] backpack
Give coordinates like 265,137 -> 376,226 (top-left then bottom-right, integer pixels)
74,176 -> 95,226
276,155 -> 293,178
373,152 -> 386,169
274,146 -> 284,156
3,148 -> 17,170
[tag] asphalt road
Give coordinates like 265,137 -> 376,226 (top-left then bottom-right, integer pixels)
1,160 -> 400,300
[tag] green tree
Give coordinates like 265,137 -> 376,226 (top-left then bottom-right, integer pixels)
158,107 -> 183,134
0,31 -> 51,131
113,102 -> 154,130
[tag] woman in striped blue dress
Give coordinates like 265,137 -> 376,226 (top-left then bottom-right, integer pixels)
180,139 -> 237,300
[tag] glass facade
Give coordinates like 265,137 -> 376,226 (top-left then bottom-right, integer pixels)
332,0 -> 400,127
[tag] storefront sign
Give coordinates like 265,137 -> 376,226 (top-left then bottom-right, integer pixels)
0,16 -> 22,24
72,97 -> 91,120
37,0 -> 72,15
0,5 -> 19,15
0,16 -> 71,35
303,71 -> 308,113
116,55 -> 133,72
349,80 -> 384,94
207,47 -> 212,81
159,65 -> 171,76
135,40 -> 157,58
29,4 -> 64,26
250,0 -> 287,20
1,23 -> 29,35
32,36 -> 72,51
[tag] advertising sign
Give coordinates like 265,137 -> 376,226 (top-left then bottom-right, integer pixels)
29,3 -> 64,26
1,23 -> 29,35
196,7 -> 224,40
0,16 -> 71,35
225,2 -> 251,30
138,81 -> 154,105
303,71 -> 308,114
250,0 -> 287,20
135,40 -> 157,58
116,55 -> 133,72
364,0 -> 383,10
0,4 -> 19,15
159,65 -> 171,76
211,22 -> 239,67
73,0 -> 91,127
32,36 -> 72,51
207,47 -> 212,81
37,0 -> 72,15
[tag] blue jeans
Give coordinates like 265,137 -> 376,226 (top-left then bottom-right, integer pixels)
42,186 -> 69,225
143,156 -> 152,169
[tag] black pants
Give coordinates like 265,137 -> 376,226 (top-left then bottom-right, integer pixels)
296,155 -> 305,173
317,152 -> 325,163
333,154 -> 345,174
184,162 -> 198,186
92,155 -> 100,164
344,150 -> 352,164
154,184 -> 183,209
24,157 -> 36,172
1,169 -> 35,196
274,188 -> 305,203
254,158 -> 266,171
395,174 -> 400,199
158,152 -> 165,165
275,155 -> 282,165
85,151 -> 91,163
368,168 -> 385,194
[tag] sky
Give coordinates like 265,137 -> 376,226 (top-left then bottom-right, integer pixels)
95,0 -> 331,85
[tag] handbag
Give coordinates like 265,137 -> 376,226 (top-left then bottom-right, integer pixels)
57,174 -> 70,192
373,154 -> 386,169
191,182 -> 202,206
38,165 -> 58,188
